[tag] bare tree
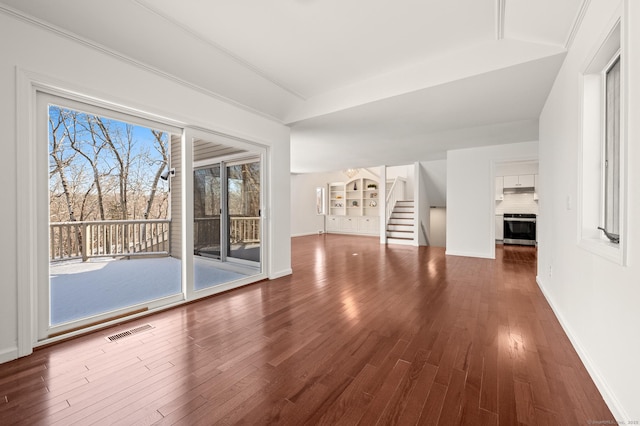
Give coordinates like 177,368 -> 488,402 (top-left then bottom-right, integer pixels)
49,108 -> 76,221
92,116 -> 134,219
65,109 -> 109,220
49,105 -> 170,224
143,130 -> 168,220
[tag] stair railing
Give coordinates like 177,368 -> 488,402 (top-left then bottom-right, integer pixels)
421,221 -> 430,246
385,177 -> 406,226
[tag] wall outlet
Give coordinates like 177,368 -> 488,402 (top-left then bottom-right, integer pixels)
548,265 -> 553,278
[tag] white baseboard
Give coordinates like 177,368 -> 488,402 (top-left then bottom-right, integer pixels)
0,346 -> 18,364
535,275 -> 628,421
270,268 -> 293,280
445,249 -> 494,259
291,232 -> 322,237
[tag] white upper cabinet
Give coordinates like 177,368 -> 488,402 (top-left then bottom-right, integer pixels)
503,174 -> 535,189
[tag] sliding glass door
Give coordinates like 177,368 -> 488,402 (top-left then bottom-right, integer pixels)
191,135 -> 263,292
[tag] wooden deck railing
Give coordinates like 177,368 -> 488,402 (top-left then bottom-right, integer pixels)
51,216 -> 259,262
50,219 -> 170,262
194,216 -> 260,246
230,217 -> 260,244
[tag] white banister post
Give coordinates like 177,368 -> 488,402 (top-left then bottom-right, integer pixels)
82,222 -> 89,261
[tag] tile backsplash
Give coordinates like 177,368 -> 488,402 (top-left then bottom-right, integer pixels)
495,192 -> 538,215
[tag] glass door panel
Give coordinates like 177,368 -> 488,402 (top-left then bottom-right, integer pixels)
194,165 -> 221,259
227,160 -> 261,263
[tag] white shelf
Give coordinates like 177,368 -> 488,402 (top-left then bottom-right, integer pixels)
325,177 -> 380,236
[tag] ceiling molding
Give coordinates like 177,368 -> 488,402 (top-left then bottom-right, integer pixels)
565,0 -> 591,49
0,3 -> 285,124
132,0 -> 307,101
496,0 -> 506,40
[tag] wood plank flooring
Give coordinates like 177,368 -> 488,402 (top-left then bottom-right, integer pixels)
0,235 -> 615,425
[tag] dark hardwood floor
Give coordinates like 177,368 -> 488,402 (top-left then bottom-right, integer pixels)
0,235 -> 614,425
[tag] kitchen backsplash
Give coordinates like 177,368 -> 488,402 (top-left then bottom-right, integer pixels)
495,192 -> 538,215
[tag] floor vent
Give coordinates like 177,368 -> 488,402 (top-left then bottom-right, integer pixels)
106,324 -> 154,342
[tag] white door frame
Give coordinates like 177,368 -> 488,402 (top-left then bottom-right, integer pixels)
16,71 -> 270,356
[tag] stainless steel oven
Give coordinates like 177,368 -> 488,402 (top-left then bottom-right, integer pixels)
503,213 -> 536,246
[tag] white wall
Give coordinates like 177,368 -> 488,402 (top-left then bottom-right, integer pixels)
0,11 -> 291,363
290,172 -> 339,236
429,207 -> 446,247
419,159 -> 447,207
387,164 -> 414,197
537,0 -> 639,419
446,141 -> 538,258
416,163 -> 431,245
290,168 -> 381,236
495,160 -> 538,176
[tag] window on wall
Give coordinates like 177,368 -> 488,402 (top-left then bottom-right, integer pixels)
602,56 -> 620,241
579,19 -> 625,264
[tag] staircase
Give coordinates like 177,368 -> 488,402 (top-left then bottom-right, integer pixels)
387,200 -> 415,245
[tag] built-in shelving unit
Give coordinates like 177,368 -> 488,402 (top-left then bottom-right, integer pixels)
328,182 -> 346,215
326,178 -> 380,236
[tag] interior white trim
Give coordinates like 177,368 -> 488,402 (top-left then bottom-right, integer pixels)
270,268 -> 294,280
291,232 -> 323,238
495,0 -> 506,40
565,0 -> 592,50
536,276 -> 627,421
16,67 -> 38,358
444,250 -> 494,259
577,13 -> 626,266
0,347 -> 18,364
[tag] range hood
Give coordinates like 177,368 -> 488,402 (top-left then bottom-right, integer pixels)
503,186 -> 535,194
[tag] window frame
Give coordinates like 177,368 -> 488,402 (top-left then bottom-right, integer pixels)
601,54 -> 621,240
578,17 -> 627,265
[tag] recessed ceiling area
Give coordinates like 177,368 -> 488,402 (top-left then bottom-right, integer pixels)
0,0 -> 587,172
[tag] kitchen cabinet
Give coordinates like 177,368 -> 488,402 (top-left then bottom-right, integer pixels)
495,214 -> 504,241
495,177 -> 504,201
503,174 -> 535,189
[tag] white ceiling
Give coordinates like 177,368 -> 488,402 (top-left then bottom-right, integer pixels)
1,0 -> 586,173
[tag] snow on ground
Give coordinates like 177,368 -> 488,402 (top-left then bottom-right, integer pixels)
50,256 -> 248,325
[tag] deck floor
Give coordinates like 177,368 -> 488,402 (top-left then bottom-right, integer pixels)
50,256 -> 250,325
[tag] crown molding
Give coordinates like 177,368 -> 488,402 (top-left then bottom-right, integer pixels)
565,0 -> 592,49
132,0 -> 307,101
496,0 -> 506,40
0,3 -> 285,124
